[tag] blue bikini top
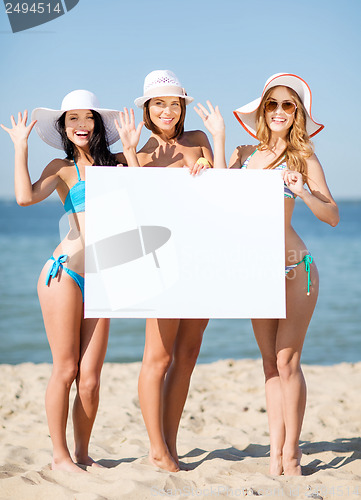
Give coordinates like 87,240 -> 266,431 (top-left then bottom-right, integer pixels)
63,158 -> 85,214
241,149 -> 296,199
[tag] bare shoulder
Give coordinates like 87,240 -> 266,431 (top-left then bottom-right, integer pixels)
229,144 -> 257,169
31,157 -> 70,199
306,153 -> 322,169
239,144 -> 257,159
182,130 -> 209,146
304,153 -> 330,188
41,157 -> 70,176
138,137 -> 157,154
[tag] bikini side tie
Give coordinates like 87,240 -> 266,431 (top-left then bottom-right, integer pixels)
303,254 -> 313,296
46,254 -> 68,286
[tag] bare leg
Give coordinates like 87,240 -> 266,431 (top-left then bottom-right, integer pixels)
277,263 -> 318,475
38,266 -> 85,473
73,317 -> 109,467
163,319 -> 208,465
252,262 -> 319,476
252,319 -> 285,475
138,319 -> 180,472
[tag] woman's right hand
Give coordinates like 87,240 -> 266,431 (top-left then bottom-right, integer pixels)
0,110 -> 37,146
194,101 -> 225,138
115,108 -> 143,152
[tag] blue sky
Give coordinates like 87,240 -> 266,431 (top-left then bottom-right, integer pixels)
1,0 -> 360,200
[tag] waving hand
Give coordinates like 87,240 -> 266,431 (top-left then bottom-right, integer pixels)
194,101 -> 225,138
115,108 -> 143,151
194,101 -> 227,169
1,110 -> 37,145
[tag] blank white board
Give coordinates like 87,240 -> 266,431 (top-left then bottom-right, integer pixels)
85,167 -> 285,319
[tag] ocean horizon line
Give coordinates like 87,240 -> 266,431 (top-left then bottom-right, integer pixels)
1,195 -> 361,204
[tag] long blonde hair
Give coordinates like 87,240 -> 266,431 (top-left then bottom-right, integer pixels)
256,86 -> 314,178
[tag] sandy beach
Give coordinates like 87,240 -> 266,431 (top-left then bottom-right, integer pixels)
0,359 -> 360,499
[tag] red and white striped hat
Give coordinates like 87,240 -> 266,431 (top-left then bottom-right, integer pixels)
233,73 -> 324,139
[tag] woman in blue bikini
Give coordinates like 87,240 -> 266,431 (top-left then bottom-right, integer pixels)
1,90 -> 132,473
196,74 -> 339,475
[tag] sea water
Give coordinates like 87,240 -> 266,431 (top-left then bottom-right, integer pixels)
0,200 -> 360,365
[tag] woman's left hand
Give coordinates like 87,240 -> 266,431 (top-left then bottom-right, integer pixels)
115,108 -> 143,151
187,157 -> 212,176
281,169 -> 306,197
194,101 -> 225,138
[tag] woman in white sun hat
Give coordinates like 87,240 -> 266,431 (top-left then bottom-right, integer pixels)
196,73 -> 339,476
1,90 -> 133,473
117,69 -> 213,472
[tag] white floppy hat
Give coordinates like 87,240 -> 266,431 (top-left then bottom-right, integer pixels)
31,90 -> 120,150
134,70 -> 194,108
233,73 -> 324,139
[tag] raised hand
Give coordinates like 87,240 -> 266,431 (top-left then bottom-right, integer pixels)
114,108 -> 143,152
194,101 -> 225,138
1,110 -> 37,145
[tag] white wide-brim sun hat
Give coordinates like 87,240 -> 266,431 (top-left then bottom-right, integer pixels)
134,69 -> 194,108
233,73 -> 324,139
31,89 -> 120,150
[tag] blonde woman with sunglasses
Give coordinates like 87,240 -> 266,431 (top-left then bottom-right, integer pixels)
195,73 -> 339,475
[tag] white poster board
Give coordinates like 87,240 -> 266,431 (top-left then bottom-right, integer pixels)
85,168 -> 285,319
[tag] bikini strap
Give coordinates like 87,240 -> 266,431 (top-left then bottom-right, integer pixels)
275,154 -> 287,169
249,147 -> 258,158
241,147 -> 258,168
72,157 -> 82,181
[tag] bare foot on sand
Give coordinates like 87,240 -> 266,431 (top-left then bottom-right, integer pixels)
52,457 -> 87,474
75,455 -> 104,469
166,442 -> 180,468
149,449 -> 180,472
283,448 -> 302,476
269,451 -> 283,476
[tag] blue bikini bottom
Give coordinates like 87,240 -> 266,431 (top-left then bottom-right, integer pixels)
45,254 -> 84,302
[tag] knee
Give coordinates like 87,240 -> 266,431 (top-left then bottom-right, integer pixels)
142,353 -> 173,378
52,362 -> 78,388
77,373 -> 101,401
276,353 -> 300,381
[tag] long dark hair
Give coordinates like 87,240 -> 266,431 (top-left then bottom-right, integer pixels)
56,110 -> 118,166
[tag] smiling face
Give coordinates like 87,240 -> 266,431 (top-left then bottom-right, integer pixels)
64,109 -> 94,149
264,86 -> 297,136
148,96 -> 182,134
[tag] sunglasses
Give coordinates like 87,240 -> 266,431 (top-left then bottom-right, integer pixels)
264,100 -> 297,115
